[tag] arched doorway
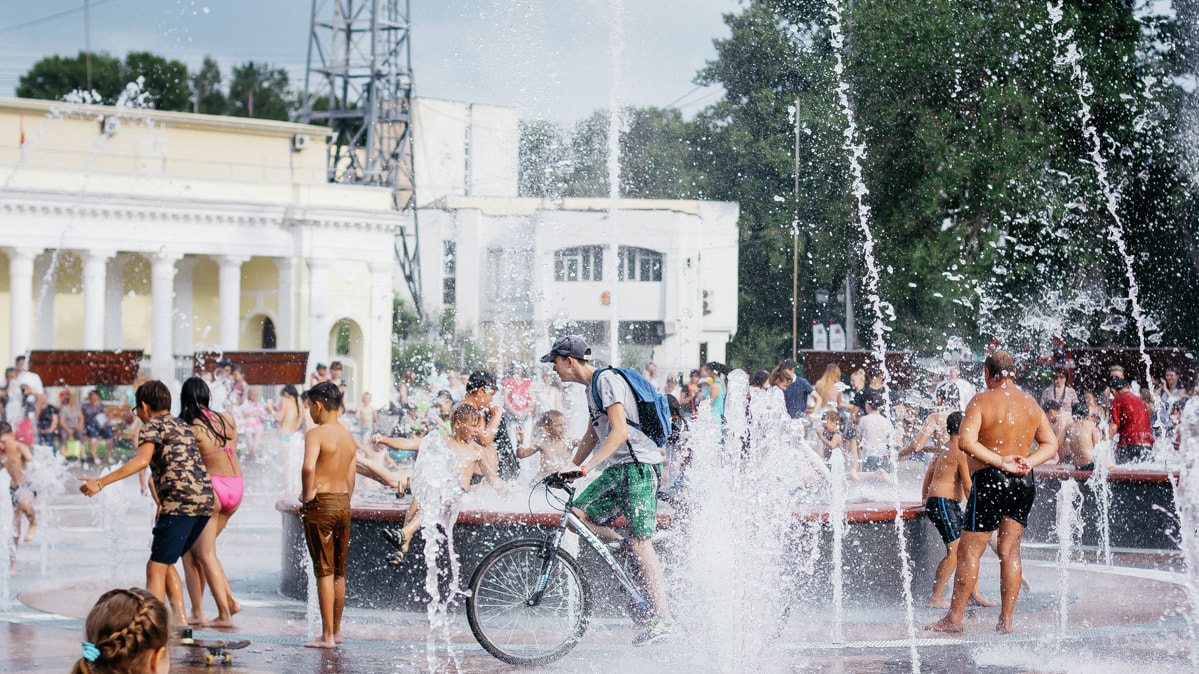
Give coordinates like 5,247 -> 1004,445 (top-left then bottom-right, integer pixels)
328,318 -> 364,403
243,314 -> 278,350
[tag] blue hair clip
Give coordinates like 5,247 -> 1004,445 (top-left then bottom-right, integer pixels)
82,641 -> 100,662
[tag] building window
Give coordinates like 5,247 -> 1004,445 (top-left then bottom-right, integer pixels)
487,247 -> 533,301
443,241 -> 456,306
554,246 -> 603,282
618,247 -> 662,282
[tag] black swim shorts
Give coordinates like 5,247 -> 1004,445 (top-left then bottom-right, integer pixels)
925,496 -> 963,544
963,466 -> 1036,532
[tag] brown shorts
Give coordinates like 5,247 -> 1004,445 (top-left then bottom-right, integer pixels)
301,492 -> 352,578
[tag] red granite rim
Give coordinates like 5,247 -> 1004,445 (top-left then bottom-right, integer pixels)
275,498 -> 924,525
1034,464 -> 1177,484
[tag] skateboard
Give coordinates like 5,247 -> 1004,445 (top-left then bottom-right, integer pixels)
182,639 -> 250,666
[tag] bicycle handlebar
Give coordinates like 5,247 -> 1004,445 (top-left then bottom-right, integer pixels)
542,470 -> 584,491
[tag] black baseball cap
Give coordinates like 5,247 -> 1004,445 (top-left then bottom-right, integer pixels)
540,336 -> 591,363
466,371 -> 497,393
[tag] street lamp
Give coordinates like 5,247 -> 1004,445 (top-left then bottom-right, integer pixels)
815,288 -> 831,336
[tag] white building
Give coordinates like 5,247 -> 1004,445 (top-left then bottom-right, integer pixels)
410,98 -> 739,373
0,94 -> 738,400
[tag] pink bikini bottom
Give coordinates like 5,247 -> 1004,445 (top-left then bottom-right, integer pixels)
211,475 -> 244,514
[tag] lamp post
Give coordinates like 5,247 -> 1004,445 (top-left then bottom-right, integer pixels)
815,287 -> 830,326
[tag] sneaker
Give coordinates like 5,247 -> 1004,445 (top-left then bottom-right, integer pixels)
632,618 -> 675,647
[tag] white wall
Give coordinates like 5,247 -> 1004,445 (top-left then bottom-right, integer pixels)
467,104 -> 519,198
413,98 -> 468,206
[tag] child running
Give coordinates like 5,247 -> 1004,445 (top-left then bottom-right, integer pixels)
922,411 -> 993,609
515,410 -> 576,480
0,421 -> 37,570
71,587 -> 170,674
1060,402 -> 1100,471
300,381 -> 358,649
383,402 -> 503,563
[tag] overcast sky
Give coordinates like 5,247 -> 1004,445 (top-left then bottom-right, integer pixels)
0,0 -> 737,123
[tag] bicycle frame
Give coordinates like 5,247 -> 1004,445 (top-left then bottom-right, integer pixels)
527,484 -> 650,612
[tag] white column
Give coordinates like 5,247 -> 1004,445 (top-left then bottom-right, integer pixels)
276,257 -> 295,350
81,250 -> 114,350
6,247 -> 38,363
217,255 -> 249,352
173,257 -> 198,356
368,262 -> 395,399
150,251 -> 181,382
105,255 -> 125,349
33,254 -> 55,349
307,258 -> 329,372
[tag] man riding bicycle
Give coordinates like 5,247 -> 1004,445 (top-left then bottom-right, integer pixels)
541,336 -> 675,646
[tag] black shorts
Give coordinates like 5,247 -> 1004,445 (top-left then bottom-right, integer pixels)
150,514 -> 209,565
963,467 -> 1036,532
925,496 -> 962,544
1075,461 -> 1095,472
1115,443 -> 1151,464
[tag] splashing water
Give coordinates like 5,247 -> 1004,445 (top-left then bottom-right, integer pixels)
412,432 -> 467,673
95,467 -> 128,587
1088,440 -> 1114,566
0,469 -> 11,610
828,439 -> 848,642
304,551 -> 319,641
886,439 -> 920,672
1054,477 -> 1084,637
1048,2 -> 1152,384
1172,398 -> 1199,670
26,445 -> 67,576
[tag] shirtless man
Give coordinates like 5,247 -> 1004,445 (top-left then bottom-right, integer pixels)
1060,402 -> 1100,471
0,421 -> 37,569
922,412 -> 993,609
300,382 -> 358,648
515,410 -> 577,480
899,384 -> 960,459
928,351 -> 1057,634
383,403 -> 503,562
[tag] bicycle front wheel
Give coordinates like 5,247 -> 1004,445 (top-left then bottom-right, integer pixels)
466,539 -> 591,666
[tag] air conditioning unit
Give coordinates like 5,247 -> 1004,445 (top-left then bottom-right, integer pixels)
292,134 -> 310,151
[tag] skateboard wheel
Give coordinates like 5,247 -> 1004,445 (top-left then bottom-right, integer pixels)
223,653 -> 233,664
204,653 -> 216,665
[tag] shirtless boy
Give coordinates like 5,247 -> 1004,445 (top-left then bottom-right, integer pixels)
922,412 -> 993,609
515,410 -> 576,480
300,382 -> 358,648
0,421 -> 37,568
928,351 -> 1057,634
1060,402 -> 1100,471
383,403 -> 503,563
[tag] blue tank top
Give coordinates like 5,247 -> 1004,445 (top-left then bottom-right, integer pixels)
711,377 -> 726,420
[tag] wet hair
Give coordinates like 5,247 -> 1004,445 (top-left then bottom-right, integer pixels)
281,384 -> 299,399
179,377 -> 230,447
867,365 -> 883,380
330,361 -> 343,370
934,382 -> 960,407
776,359 -> 795,373
466,371 -> 497,393
704,362 -> 729,377
1109,376 -> 1128,391
984,351 -> 1016,379
946,411 -> 963,436
750,369 -> 770,388
451,402 -> 482,427
1053,366 -> 1067,378
1043,400 -> 1062,412
689,369 -> 701,378
307,381 -> 344,412
134,380 -> 171,413
1072,402 -> 1090,419
0,421 -> 10,436
70,587 -> 169,674
435,389 -> 454,404
538,409 -> 566,429
232,364 -> 245,375
864,393 -> 884,411
817,363 -> 842,389
822,409 -> 842,427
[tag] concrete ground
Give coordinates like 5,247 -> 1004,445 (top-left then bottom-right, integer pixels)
1,452 -> 1196,673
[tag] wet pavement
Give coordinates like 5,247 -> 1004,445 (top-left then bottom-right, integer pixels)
2,451 -> 1196,673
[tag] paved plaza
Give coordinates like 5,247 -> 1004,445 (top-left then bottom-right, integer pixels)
2,456 -> 1196,673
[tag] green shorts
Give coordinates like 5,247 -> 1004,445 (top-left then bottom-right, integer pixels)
576,462 -> 661,539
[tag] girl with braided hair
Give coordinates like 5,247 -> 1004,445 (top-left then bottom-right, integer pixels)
72,587 -> 170,674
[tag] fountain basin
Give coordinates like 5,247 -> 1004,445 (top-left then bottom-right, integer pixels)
1025,465 -> 1179,550
276,496 -> 937,611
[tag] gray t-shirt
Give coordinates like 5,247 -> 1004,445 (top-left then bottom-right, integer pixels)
588,369 -> 664,469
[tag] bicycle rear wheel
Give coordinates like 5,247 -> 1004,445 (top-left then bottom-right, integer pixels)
466,539 -> 590,666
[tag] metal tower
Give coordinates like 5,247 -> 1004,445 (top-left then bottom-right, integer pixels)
300,0 -> 422,315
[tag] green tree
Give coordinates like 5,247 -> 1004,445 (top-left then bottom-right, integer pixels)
518,119 -> 570,198
122,52 -> 191,111
16,51 -> 123,102
191,56 -> 226,115
227,62 -> 292,121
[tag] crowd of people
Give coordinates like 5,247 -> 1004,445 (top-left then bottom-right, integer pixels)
0,340 -> 1186,666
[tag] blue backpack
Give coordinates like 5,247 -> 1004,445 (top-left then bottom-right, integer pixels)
589,367 -> 673,447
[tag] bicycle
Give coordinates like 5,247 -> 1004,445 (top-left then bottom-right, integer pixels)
465,471 -> 653,666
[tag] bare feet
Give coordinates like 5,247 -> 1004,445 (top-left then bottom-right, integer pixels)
23,524 -> 36,543
334,633 -> 343,644
207,617 -> 235,628
187,615 -> 208,627
304,637 -> 337,649
968,593 -> 996,608
1021,577 -> 1031,592
925,616 -> 964,633
231,598 -> 243,615
996,618 -> 1014,634
926,597 -> 951,609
